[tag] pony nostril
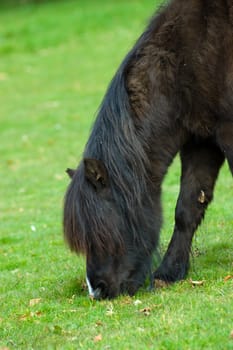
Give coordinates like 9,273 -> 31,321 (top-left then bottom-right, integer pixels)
98,280 -> 107,288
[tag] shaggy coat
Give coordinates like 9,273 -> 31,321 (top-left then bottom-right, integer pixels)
64,0 -> 233,299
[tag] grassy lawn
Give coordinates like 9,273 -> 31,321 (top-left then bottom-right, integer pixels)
0,0 -> 232,349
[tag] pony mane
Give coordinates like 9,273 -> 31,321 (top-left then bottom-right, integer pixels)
64,18 -> 162,257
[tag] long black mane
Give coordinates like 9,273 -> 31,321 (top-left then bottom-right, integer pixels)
63,25 -> 162,257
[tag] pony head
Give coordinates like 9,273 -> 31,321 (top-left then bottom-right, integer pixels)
64,155 -> 160,299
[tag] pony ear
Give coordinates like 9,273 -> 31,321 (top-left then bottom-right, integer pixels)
66,168 -> 76,178
84,158 -> 109,190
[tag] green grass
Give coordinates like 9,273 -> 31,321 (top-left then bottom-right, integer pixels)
0,1 -> 232,349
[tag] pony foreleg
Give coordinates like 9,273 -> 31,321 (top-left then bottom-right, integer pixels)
153,139 -> 224,282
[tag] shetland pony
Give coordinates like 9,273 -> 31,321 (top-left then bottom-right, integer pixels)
64,0 -> 233,299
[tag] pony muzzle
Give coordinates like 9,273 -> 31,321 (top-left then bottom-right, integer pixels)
86,276 -> 102,300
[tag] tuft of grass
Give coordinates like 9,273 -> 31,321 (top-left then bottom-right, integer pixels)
0,0 -> 232,349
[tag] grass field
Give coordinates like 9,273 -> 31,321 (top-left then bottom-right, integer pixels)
0,1 -> 232,349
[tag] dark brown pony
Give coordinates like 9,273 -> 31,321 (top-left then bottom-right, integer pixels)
64,0 -> 233,299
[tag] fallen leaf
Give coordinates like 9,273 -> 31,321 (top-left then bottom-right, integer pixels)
94,334 -> 102,342
0,347 -> 10,350
189,279 -> 204,287
198,190 -> 206,204
19,311 -> 42,321
29,298 -> 41,307
95,320 -> 103,327
139,307 -> 151,316
19,313 -> 29,321
230,330 -> 233,339
224,275 -> 233,282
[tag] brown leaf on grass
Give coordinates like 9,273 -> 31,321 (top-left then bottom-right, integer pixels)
19,311 -> 42,321
230,330 -> 233,339
0,347 -> 11,350
154,279 -> 170,288
139,307 -> 151,316
29,298 -> 41,307
198,190 -> 206,204
224,275 -> 233,282
19,313 -> 29,321
94,334 -> 102,342
189,279 -> 204,287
